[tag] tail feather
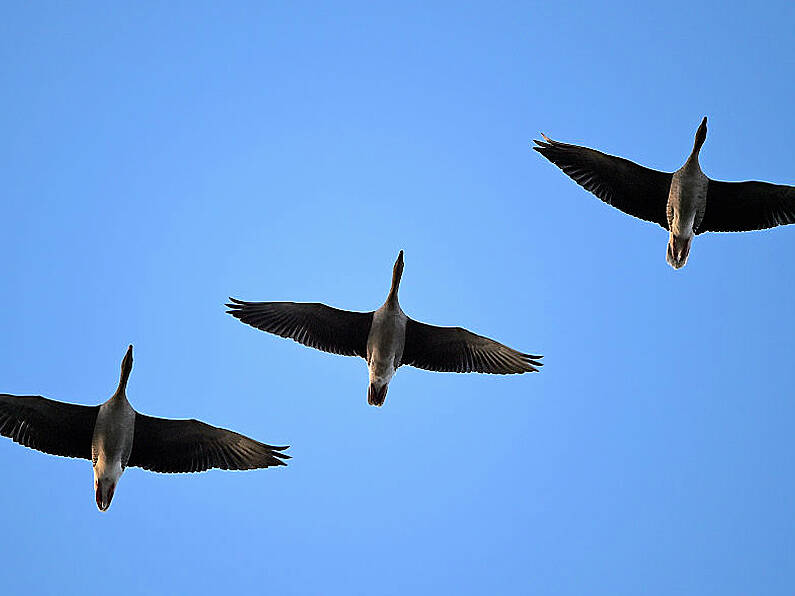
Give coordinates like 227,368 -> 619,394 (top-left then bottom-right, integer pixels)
666,233 -> 692,269
367,383 -> 388,407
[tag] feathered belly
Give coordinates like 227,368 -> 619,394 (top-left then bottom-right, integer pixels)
668,174 -> 707,235
92,403 -> 135,466
367,312 -> 406,382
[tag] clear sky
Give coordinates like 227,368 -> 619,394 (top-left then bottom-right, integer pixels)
1,2 -> 793,594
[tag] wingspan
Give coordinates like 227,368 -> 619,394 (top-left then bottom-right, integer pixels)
226,298 -> 373,358
698,179 -> 795,233
401,319 -> 542,374
534,135 -> 672,229
128,413 -> 290,474
0,394 -> 98,460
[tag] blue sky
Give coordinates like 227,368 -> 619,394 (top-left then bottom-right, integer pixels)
1,2 -> 793,594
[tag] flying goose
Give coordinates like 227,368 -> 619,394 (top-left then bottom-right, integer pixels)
0,345 -> 289,511
534,117 -> 795,269
226,251 -> 542,407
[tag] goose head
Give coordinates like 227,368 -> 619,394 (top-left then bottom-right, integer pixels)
690,116 -> 708,160
116,345 -> 133,395
386,250 -> 404,302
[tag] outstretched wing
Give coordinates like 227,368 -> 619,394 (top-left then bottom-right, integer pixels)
128,413 -> 290,474
0,394 -> 98,460
401,319 -> 542,374
534,135 -> 672,229
226,298 -> 373,358
698,179 -> 795,233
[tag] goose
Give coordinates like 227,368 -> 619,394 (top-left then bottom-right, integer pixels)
226,251 -> 542,407
0,345 -> 289,511
533,117 -> 795,269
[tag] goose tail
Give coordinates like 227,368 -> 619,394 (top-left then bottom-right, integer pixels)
666,233 -> 692,270
367,383 -> 389,407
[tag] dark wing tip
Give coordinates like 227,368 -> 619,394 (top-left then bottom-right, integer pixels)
266,444 -> 291,458
225,298 -> 249,315
533,139 -> 559,159
266,445 -> 291,466
226,440 -> 291,470
512,352 -> 543,373
522,356 -> 543,372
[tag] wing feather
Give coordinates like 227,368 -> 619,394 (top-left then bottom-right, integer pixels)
401,319 -> 542,375
0,394 -> 98,460
226,299 -> 373,358
128,413 -> 289,474
698,180 -> 795,233
534,136 -> 672,229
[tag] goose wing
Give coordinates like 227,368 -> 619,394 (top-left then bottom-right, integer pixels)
401,319 -> 542,374
534,136 -> 672,229
0,394 -> 98,460
697,179 -> 795,233
128,413 -> 290,473
226,298 -> 373,358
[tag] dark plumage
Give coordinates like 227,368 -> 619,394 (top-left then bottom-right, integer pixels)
0,345 -> 289,510
534,118 -> 795,268
227,251 -> 542,407
226,299 -> 373,358
534,135 -> 671,228
129,414 -> 289,474
0,395 -> 98,460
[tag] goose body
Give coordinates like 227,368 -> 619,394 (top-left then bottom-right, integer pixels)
91,390 -> 135,510
365,255 -> 408,405
534,117 -> 795,269
227,251 -> 542,407
0,345 -> 289,511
